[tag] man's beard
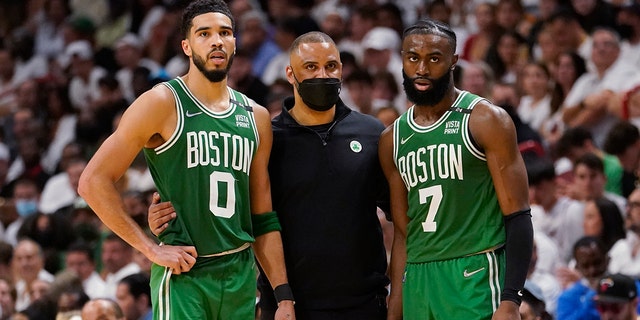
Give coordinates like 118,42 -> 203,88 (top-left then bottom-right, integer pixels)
193,50 -> 234,83
402,68 -> 452,106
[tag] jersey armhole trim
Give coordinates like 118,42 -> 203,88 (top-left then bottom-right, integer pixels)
229,88 -> 260,147
154,81 -> 184,155
461,96 -> 487,161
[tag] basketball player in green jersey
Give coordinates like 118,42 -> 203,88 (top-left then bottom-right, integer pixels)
379,19 -> 533,320
78,1 -> 294,319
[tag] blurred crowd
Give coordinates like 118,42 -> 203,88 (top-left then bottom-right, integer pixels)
0,0 -> 639,319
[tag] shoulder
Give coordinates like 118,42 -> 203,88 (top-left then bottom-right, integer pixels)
608,238 -> 630,255
469,100 -> 514,132
571,73 -> 596,89
561,197 -> 586,216
468,100 -> 517,149
115,83 -> 176,136
245,99 -> 272,131
137,83 -> 174,107
379,123 -> 395,146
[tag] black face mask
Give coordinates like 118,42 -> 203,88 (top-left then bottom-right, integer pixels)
292,72 -> 341,111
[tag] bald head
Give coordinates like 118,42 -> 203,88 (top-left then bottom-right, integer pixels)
81,299 -> 125,320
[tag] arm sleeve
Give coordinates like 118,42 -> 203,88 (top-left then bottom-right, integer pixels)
501,209 -> 533,304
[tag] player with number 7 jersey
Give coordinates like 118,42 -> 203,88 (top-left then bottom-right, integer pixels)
144,77 -> 258,255
381,19 -> 531,320
392,90 -> 505,262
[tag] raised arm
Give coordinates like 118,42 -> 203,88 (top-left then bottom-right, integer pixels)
378,126 -> 409,320
248,103 -> 295,319
78,86 -> 197,274
469,102 -> 533,320
562,90 -> 613,128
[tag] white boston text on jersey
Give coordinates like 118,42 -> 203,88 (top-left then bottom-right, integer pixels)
186,130 -> 255,174
397,143 -> 464,189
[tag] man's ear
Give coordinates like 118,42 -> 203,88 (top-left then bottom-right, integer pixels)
285,65 -> 295,86
181,39 -> 191,57
137,293 -> 151,311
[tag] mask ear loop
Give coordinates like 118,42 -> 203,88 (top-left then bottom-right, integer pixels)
289,67 -> 304,92
289,67 -> 301,83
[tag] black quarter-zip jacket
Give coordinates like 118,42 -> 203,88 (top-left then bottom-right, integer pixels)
258,97 -> 390,310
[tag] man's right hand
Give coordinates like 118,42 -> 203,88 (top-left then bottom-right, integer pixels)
147,194 -> 196,274
148,192 -> 177,236
148,243 -> 197,274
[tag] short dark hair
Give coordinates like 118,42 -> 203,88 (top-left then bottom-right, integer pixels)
603,121 -> 640,155
0,241 -> 12,266
555,126 -> 593,157
525,158 -> 556,186
574,152 -> 604,174
181,0 -> 235,38
573,236 -> 607,257
289,31 -> 336,55
67,242 -> 96,263
119,273 -> 151,307
402,18 -> 457,53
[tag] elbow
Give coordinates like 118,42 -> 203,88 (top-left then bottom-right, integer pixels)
77,170 -> 93,200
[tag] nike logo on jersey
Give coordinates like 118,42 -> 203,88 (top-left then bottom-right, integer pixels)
400,133 -> 415,145
186,110 -> 203,117
463,267 -> 485,278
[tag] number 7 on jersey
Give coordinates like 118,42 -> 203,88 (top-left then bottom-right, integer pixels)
419,185 -> 442,232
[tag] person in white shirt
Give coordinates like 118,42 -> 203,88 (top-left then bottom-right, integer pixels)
100,233 -> 140,300
4,179 -> 41,247
518,62 -> 554,133
562,28 -> 640,148
616,3 -> 640,69
0,48 -> 22,114
360,27 -> 405,110
526,238 -> 562,318
608,187 -> 640,278
39,157 -> 86,215
65,40 -> 107,112
33,0 -> 68,59
526,158 -> 585,264
65,243 -> 107,299
12,239 -> 54,312
113,33 -> 162,103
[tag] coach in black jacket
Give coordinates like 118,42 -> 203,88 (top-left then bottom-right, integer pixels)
257,32 -> 390,319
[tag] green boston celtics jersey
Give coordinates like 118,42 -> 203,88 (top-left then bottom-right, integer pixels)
144,77 -> 258,256
392,91 -> 505,263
